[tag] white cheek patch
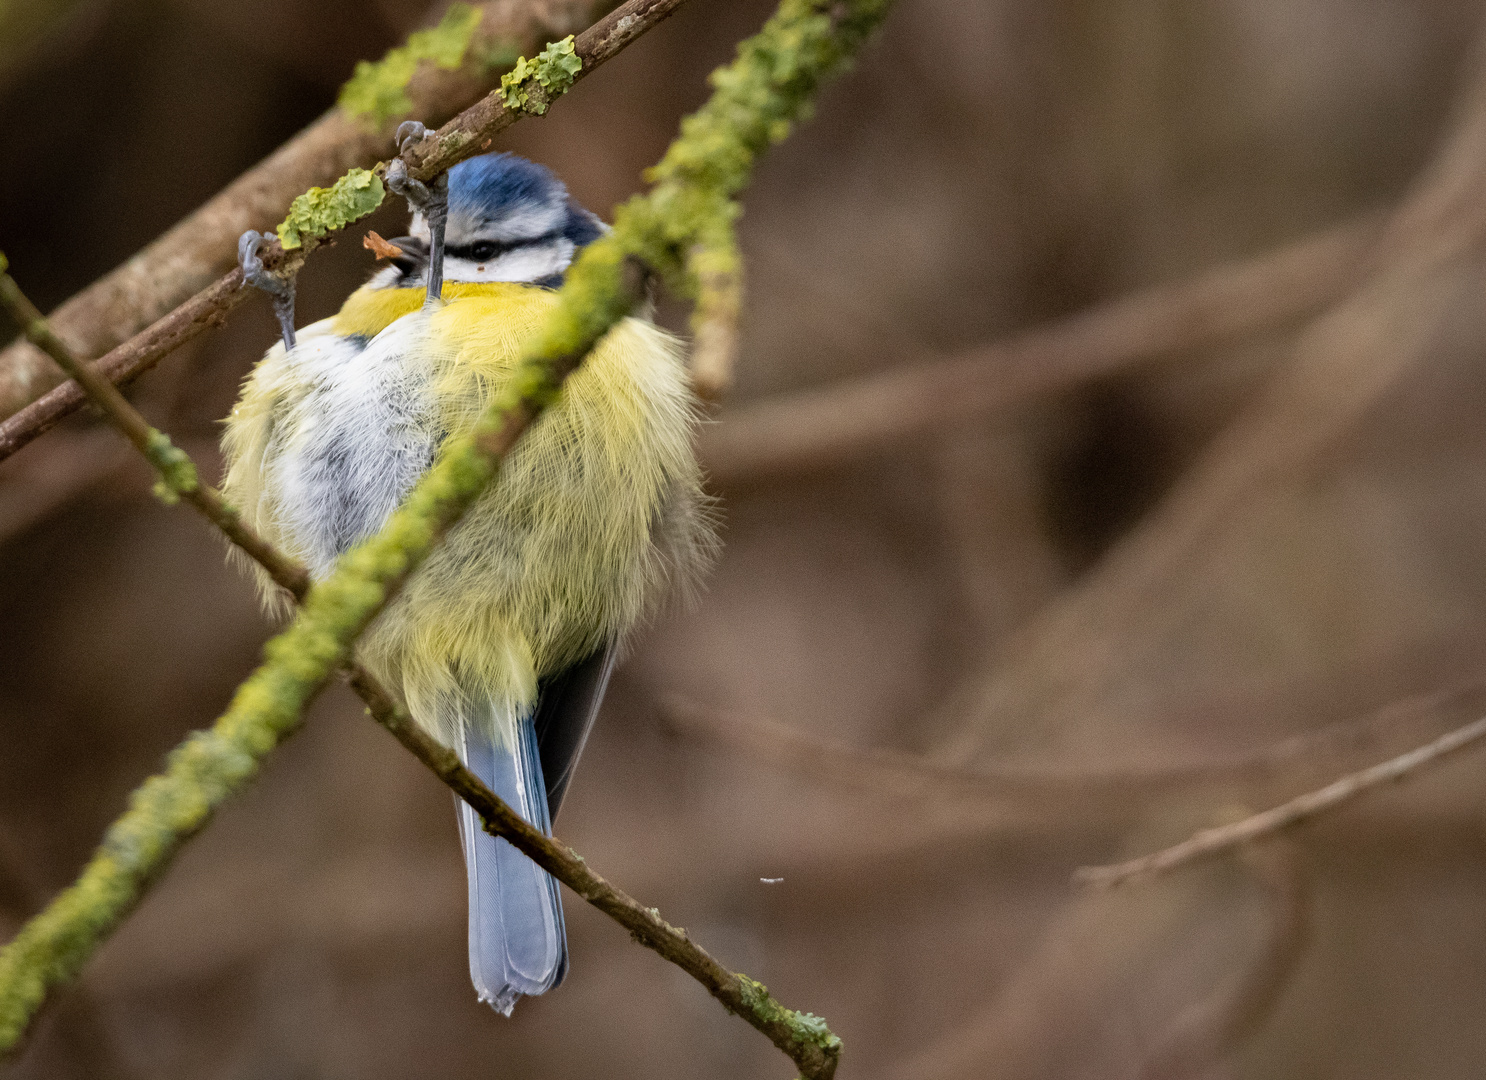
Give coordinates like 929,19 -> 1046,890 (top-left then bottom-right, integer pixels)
366,265 -> 407,290
445,239 -> 576,284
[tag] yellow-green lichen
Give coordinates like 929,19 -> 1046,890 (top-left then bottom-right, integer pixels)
735,975 -> 843,1055
144,428 -> 198,504
276,168 -> 386,250
0,0 -> 892,1061
498,35 -> 582,115
339,3 -> 484,128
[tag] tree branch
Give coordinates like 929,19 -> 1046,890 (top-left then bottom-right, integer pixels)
701,214 -> 1383,485
0,241 -> 837,1080
661,682 -> 1486,833
0,0 -> 896,1071
354,672 -> 842,1076
0,256 -> 310,596
0,0 -> 621,423
0,0 -> 694,465
1076,713 -> 1486,888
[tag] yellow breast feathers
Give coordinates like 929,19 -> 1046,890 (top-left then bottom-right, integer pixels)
221,282 -> 713,745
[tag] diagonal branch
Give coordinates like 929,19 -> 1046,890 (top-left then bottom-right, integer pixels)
700,214 -> 1383,485
355,673 -> 842,1076
1076,712 -> 1486,888
0,0 -> 895,1071
0,258 -> 836,1076
0,0 -> 620,423
0,256 -> 309,596
0,0 -> 693,465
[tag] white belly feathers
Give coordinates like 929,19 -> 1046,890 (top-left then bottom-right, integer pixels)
266,312 -> 442,579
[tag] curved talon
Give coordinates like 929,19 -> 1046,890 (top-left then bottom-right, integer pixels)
237,230 -> 298,350
395,120 -> 430,155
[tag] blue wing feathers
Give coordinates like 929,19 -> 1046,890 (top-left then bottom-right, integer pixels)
458,709 -> 568,1015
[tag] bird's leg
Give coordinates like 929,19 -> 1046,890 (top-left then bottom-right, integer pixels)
237,231 -> 298,350
387,121 -> 450,307
422,174 -> 450,306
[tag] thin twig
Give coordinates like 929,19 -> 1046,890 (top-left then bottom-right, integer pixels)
0,0 -> 890,1068
701,214 -> 1383,484
0,256 -> 310,598
662,683 -> 1486,825
0,0 -> 617,422
1076,713 -> 1486,888
0,0 -> 695,466
0,256 -> 840,1079
351,672 -> 842,1077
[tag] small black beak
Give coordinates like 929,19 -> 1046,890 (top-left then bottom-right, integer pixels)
387,235 -> 429,277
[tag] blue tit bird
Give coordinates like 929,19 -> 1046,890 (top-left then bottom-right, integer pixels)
221,151 -> 715,1014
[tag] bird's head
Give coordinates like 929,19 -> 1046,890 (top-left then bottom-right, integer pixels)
371,152 -> 605,290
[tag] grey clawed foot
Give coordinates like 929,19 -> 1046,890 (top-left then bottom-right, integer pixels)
387,120 -> 450,307
395,120 -> 430,155
238,230 -> 298,350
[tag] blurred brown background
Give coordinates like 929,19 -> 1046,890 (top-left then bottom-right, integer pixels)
6,0 -> 1486,1076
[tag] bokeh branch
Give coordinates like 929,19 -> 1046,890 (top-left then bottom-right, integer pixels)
936,18 -> 1486,772
662,683 -> 1486,839
0,0 -> 896,1073
701,214 -> 1382,484
1077,713 -> 1486,889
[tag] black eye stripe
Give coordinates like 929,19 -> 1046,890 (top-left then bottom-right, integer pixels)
446,230 -> 564,261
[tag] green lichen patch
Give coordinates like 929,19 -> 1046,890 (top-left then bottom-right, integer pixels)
498,35 -> 583,115
338,3 -> 484,128
735,975 -> 843,1056
0,0 -> 896,1064
144,429 -> 198,504
276,168 -> 386,250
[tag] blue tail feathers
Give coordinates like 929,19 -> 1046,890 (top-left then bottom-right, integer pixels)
457,713 -> 567,1015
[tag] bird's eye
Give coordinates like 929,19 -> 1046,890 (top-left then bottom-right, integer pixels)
468,241 -> 500,262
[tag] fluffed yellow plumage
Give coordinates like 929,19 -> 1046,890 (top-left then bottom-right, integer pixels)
220,282 -> 714,748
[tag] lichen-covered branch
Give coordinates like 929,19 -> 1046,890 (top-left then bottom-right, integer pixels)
0,0 -> 893,1071
355,671 -> 843,1078
0,254 -> 310,598
0,255 -> 633,1057
338,2 -> 491,130
687,229 -> 743,398
0,0 -> 614,423
0,258 -> 838,1077
0,0 -> 692,466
